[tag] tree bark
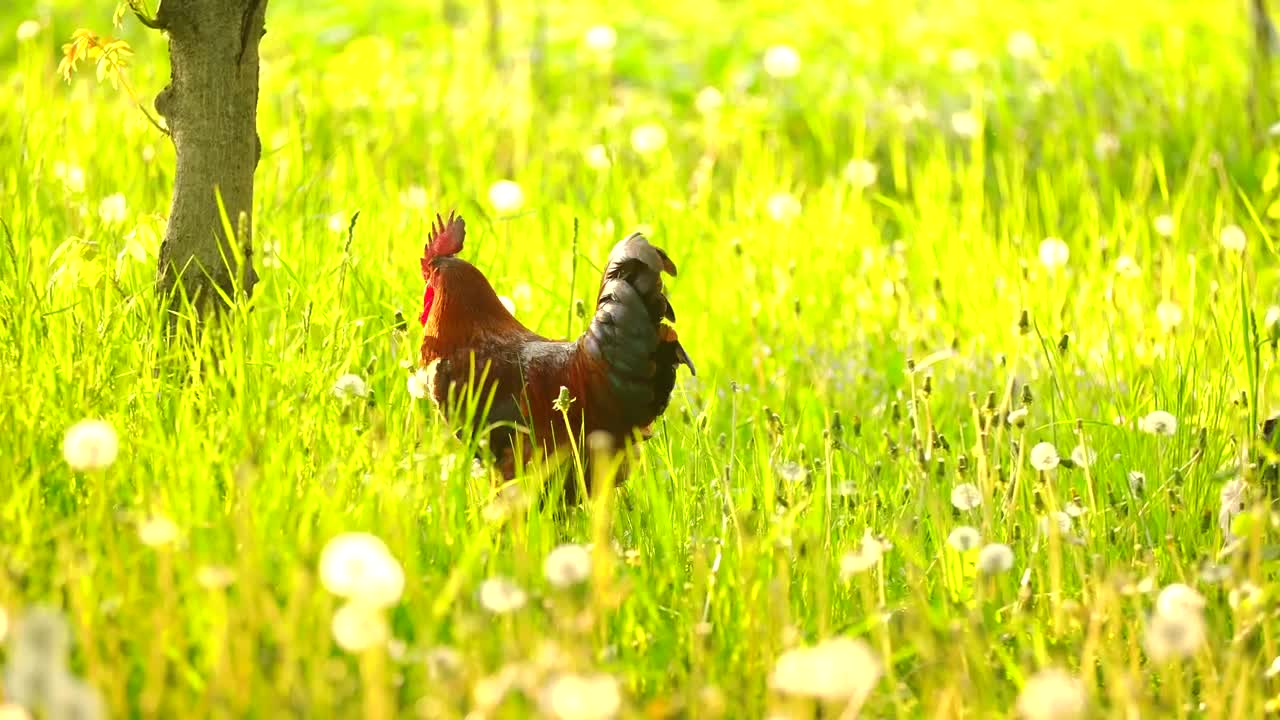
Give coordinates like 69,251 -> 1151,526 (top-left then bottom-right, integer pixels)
153,0 -> 267,319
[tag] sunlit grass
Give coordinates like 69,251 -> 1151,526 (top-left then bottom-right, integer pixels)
2,0 -> 1280,717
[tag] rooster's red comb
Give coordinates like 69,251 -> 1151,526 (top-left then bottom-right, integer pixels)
421,211 -> 465,275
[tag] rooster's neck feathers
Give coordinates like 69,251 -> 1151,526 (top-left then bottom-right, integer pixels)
421,258 -> 534,357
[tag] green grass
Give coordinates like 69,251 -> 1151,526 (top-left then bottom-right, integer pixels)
3,0 -> 1280,717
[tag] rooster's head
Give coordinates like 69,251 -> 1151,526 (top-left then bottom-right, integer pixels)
419,211 -> 465,324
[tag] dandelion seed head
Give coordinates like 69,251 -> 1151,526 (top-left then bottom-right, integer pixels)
1113,254 -> 1141,279
840,531 -> 886,578
1153,214 -> 1176,237
844,159 -> 879,189
407,367 -> 433,400
1094,132 -> 1121,159
950,110 -> 980,138
1220,224 -> 1247,253
16,20 -> 41,42
98,193 -> 127,225
196,565 -> 236,590
775,461 -> 807,483
327,212 -> 347,233
542,672 -> 622,720
1128,470 -> 1147,494
479,576 -> 528,614
947,526 -> 982,552
1007,407 -> 1029,428
630,123 -> 668,155
769,636 -> 881,703
62,419 -> 119,471
1144,611 -> 1205,662
762,44 -> 801,78
1015,667 -> 1087,720
400,185 -> 428,210
330,601 -> 390,653
584,144 -> 611,171
1040,511 -> 1072,536
947,48 -> 979,73
1069,444 -> 1095,467
332,373 -> 368,400
488,180 -> 525,216
1038,237 -> 1069,272
583,24 -> 617,55
976,543 -> 1015,575
766,192 -> 802,223
1264,305 -> 1280,332
1006,30 -> 1039,60
1029,442 -> 1060,471
1137,410 -> 1177,436
1156,300 -> 1183,332
1228,581 -> 1262,612
8,606 -> 71,669
950,482 -> 982,511
318,532 -> 405,607
0,702 -> 31,720
1265,656 -> 1280,679
1156,583 -> 1205,620
695,86 -> 724,116
138,515 -> 179,547
544,544 -> 592,588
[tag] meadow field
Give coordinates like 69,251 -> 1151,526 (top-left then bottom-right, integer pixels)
3,0 -> 1280,717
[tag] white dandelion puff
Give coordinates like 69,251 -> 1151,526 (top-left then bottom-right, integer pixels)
1069,444 -> 1096,468
330,601 -> 390,653
541,672 -> 622,720
769,636 -> 881,704
1038,237 -> 1069,272
950,483 -> 982,511
62,419 -> 119,471
1153,214 -> 1176,237
583,144 -> 611,171
1015,667 -> 1087,720
16,20 -> 42,42
488,180 -> 525,216
544,544 -> 592,588
946,526 -> 982,552
630,123 -> 668,155
1137,410 -> 1177,436
762,44 -> 801,78
976,543 -> 1015,575
1155,583 -> 1205,619
1220,224 -> 1247,253
695,87 -> 724,116
947,48 -> 979,73
479,576 -> 528,614
1029,442 -> 1060,471
766,192 -> 801,223
840,531 -> 886,578
407,367 -> 433,400
583,24 -> 617,56
333,373 -> 368,400
950,110 -> 980,138
98,193 -> 127,225
843,159 -> 879,190
318,532 -> 405,608
1113,254 -> 1142,279
138,515 -> 179,548
1144,611 -> 1205,662
1006,30 -> 1039,60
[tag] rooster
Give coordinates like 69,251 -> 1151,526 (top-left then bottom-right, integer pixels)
417,211 -> 695,500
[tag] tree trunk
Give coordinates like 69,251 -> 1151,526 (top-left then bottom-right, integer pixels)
153,0 -> 267,319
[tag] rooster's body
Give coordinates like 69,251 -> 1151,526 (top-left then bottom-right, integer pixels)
417,212 -> 694,498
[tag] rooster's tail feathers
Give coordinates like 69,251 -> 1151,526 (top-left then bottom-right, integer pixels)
582,232 -> 694,426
